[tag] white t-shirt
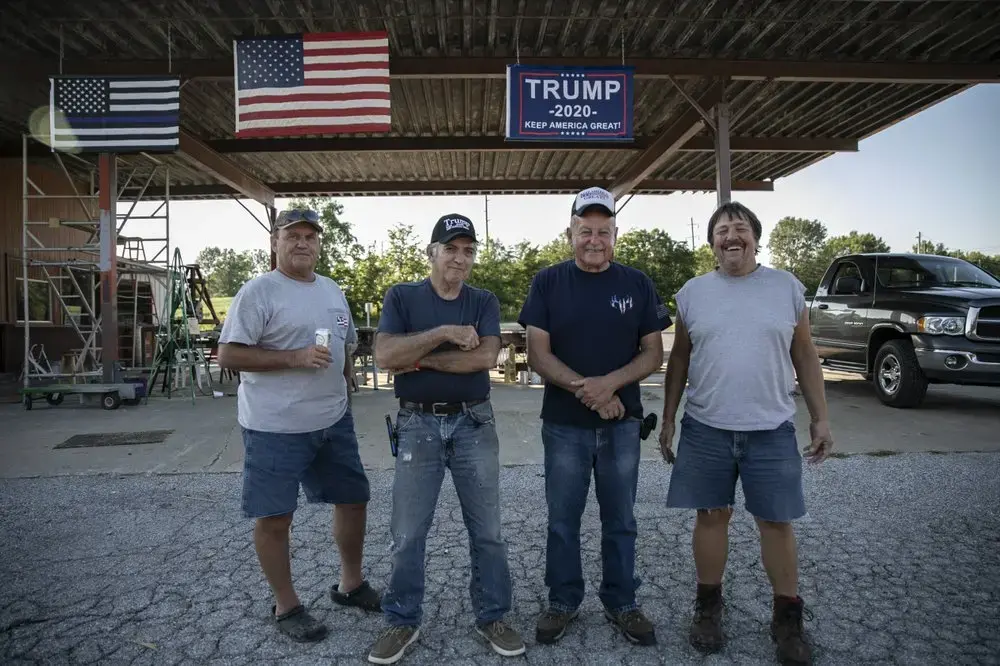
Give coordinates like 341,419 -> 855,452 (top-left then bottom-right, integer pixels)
675,265 -> 806,431
219,270 -> 356,433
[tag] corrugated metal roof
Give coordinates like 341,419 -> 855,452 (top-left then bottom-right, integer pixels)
0,0 -> 996,197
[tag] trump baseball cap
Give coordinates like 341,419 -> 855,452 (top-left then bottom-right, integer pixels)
431,213 -> 478,244
571,186 -> 616,217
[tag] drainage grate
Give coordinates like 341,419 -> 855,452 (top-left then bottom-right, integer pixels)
55,430 -> 175,449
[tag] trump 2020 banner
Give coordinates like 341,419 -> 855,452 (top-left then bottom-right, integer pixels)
505,64 -> 634,142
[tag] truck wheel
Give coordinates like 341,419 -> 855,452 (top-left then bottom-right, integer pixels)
101,392 -> 122,410
873,339 -> 928,408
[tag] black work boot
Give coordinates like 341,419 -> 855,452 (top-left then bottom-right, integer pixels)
689,583 -> 724,653
771,595 -> 813,665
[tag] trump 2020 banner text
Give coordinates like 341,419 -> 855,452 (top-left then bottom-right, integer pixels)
505,64 -> 635,142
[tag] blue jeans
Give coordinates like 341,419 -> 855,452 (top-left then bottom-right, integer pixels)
541,417 -> 642,614
665,413 -> 806,522
382,400 -> 513,627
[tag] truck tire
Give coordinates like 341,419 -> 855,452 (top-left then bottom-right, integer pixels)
872,339 -> 928,408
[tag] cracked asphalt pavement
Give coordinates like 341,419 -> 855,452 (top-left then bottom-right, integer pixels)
2,453 -> 999,665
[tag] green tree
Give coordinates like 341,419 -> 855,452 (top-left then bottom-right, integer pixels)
912,238 -> 952,255
383,223 -> 428,285
767,217 -> 829,294
614,229 -> 695,308
693,244 -> 717,275
195,247 -> 265,297
823,231 -> 891,258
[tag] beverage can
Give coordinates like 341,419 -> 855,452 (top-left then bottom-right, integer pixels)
315,328 -> 331,348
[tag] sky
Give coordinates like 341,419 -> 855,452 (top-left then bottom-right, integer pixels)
118,84 -> 1000,266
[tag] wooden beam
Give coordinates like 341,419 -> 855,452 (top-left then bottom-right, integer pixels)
175,129 -> 276,208
0,136 -> 859,158
8,56 -> 998,84
125,178 -> 774,199
609,85 -> 725,199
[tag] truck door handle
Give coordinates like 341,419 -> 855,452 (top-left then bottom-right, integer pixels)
817,304 -> 829,309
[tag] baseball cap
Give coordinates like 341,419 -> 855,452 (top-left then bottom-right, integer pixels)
273,208 -> 322,233
571,186 -> 616,217
431,213 -> 477,244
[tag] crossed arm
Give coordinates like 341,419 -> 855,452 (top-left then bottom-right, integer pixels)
375,327 -> 501,374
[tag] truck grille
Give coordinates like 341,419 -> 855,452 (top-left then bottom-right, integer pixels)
974,306 -> 1000,341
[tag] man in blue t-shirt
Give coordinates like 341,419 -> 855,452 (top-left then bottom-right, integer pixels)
368,214 -> 525,664
518,186 -> 671,647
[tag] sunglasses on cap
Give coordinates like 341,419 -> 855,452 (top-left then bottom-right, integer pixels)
282,209 -> 320,223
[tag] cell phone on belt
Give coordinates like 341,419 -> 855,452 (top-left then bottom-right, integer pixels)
385,414 -> 398,457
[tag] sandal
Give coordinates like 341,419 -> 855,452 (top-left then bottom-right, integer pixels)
330,580 -> 382,612
272,604 -> 328,643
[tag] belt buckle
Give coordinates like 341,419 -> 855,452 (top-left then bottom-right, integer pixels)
430,402 -> 449,416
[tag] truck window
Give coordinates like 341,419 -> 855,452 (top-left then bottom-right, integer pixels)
830,262 -> 865,295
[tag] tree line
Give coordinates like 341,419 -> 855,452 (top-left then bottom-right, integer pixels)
766,216 -> 1000,295
195,201 -> 1000,322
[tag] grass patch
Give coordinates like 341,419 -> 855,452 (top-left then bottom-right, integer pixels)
212,296 -> 233,320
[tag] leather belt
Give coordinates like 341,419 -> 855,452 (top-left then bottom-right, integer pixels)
399,398 -> 487,416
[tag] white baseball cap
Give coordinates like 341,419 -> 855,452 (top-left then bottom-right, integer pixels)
571,186 -> 615,217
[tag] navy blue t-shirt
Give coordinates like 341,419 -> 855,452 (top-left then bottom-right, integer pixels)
378,279 -> 501,403
517,260 -> 672,428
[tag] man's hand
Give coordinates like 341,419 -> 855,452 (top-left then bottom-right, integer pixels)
445,325 -> 480,351
658,419 -> 676,464
291,345 -> 332,369
805,420 -> 834,464
571,376 -> 617,410
597,395 -> 626,420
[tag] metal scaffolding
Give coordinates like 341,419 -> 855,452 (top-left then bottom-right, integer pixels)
19,133 -> 172,388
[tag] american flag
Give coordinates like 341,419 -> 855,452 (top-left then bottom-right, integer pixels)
234,31 -> 391,138
48,76 -> 180,153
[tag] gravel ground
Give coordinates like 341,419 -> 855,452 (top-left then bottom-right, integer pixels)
1,453 -> 999,665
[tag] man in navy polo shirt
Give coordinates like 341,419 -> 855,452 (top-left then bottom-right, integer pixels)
368,214 -> 524,664
518,186 -> 671,647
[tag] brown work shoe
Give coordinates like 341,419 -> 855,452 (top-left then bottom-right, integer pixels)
689,583 -> 725,653
771,595 -> 813,665
604,607 -> 657,645
535,607 -> 578,644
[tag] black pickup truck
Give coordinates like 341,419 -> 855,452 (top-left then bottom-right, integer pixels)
808,252 -> 1000,407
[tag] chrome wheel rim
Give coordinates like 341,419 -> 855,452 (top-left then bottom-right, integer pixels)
878,354 -> 901,395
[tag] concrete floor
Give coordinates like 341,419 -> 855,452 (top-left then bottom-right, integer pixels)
1,365 -> 998,479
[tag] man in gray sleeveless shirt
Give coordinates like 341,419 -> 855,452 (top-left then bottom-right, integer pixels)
659,202 -> 834,666
219,208 -> 381,644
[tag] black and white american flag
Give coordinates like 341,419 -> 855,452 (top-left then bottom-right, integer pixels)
48,76 -> 180,153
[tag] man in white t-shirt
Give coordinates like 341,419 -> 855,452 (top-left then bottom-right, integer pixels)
659,202 -> 834,665
219,208 -> 380,643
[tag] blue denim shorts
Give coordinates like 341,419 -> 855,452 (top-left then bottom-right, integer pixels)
240,408 -> 370,518
665,413 -> 806,523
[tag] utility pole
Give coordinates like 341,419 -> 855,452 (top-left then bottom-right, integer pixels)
916,231 -> 922,253
690,217 -> 697,250
484,194 -> 490,248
